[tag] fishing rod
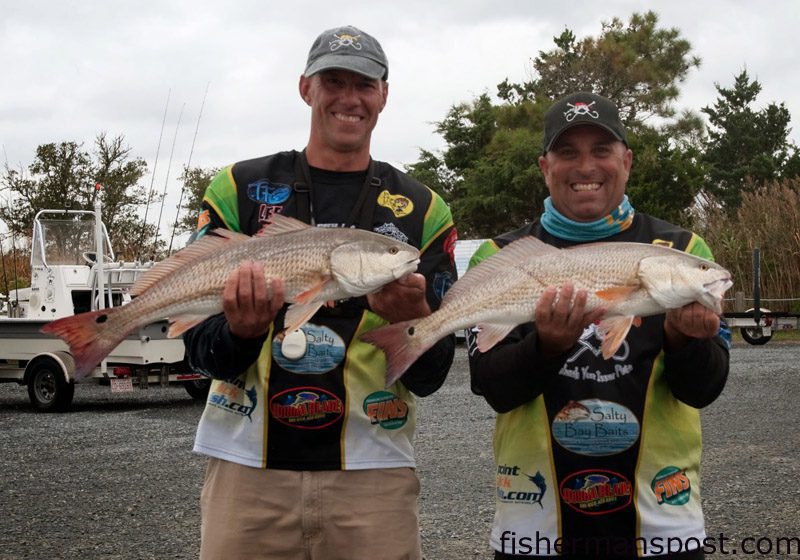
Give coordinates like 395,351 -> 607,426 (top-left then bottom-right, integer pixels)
0,155 -> 7,297
168,82 -> 210,255
1,150 -> 20,306
0,232 -> 7,297
137,89 -> 171,262
151,102 -> 185,259
9,221 -> 19,310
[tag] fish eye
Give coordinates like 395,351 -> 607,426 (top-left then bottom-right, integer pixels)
389,247 -> 399,255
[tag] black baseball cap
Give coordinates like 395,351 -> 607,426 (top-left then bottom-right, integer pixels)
542,92 -> 627,152
304,25 -> 388,81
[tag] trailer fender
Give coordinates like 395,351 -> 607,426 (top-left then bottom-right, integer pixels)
740,308 -> 773,345
24,351 -> 76,385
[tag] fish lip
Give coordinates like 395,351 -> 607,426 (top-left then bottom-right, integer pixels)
704,277 -> 733,292
392,258 -> 420,279
702,277 -> 733,314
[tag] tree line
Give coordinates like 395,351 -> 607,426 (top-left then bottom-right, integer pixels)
403,12 -> 800,309
1,11 -> 798,308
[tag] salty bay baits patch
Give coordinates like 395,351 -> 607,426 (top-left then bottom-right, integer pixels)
551,399 -> 640,456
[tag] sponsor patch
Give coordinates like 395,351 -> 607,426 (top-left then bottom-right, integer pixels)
443,228 -> 457,266
433,271 -> 454,302
247,179 -> 292,204
558,325 -> 633,382
652,239 -> 674,248
270,387 -> 343,429
196,209 -> 211,231
496,464 -> 547,507
551,399 -> 640,456
651,466 -> 691,506
568,324 -> 630,362
272,323 -> 346,374
377,190 -> 414,218
560,470 -> 632,515
374,222 -> 409,243
363,391 -> 409,429
258,204 -> 283,223
208,378 -> 257,421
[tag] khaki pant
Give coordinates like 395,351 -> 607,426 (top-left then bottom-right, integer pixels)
200,458 -> 422,560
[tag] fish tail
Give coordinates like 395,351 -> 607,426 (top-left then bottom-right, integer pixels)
360,320 -> 430,387
41,309 -> 128,379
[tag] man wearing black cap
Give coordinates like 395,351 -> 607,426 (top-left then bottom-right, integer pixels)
467,92 -> 730,559
184,25 -> 457,560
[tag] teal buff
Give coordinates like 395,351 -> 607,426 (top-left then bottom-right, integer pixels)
540,195 -> 635,242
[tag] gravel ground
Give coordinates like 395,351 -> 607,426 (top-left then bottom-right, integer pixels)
0,341 -> 798,560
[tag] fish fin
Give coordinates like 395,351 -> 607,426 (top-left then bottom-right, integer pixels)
41,309 -> 127,379
595,285 -> 640,302
444,236 -> 557,303
359,320 -> 429,387
167,314 -> 210,338
284,302 -> 324,332
255,213 -> 311,237
475,323 -> 516,352
132,229 -> 250,296
210,228 -> 253,242
597,315 -> 636,359
504,235 -> 561,257
293,277 -> 329,304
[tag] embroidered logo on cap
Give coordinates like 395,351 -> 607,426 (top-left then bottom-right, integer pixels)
564,101 -> 599,122
330,33 -> 362,51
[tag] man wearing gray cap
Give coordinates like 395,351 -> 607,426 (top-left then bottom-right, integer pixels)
184,25 -> 457,559
467,92 -> 730,559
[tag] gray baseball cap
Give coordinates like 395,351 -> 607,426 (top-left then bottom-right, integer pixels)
304,25 -> 388,81
543,92 -> 627,152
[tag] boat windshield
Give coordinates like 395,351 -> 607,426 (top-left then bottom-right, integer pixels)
32,218 -> 97,267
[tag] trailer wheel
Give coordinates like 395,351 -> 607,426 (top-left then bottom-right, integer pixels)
184,379 -> 211,400
740,327 -> 772,345
740,308 -> 773,346
27,359 -> 75,412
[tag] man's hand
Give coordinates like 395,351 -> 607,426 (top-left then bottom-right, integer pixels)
367,273 -> 431,323
223,260 -> 285,339
535,282 -> 605,358
664,302 -> 721,351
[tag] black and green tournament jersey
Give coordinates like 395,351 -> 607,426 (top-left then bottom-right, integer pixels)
468,214 -> 730,558
186,150 -> 457,471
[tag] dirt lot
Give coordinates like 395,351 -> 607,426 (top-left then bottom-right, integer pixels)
0,341 -> 798,559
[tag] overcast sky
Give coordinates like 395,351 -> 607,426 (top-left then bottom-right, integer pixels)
2,1 -> 799,243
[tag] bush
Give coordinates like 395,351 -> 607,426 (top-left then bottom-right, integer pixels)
694,179 -> 800,312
